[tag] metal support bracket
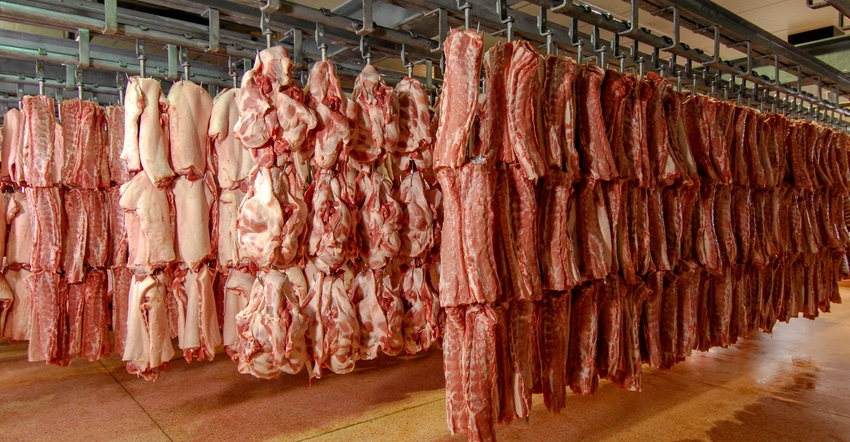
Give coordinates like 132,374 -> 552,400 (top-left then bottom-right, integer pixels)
66,64 -> 76,92
694,25 -> 719,67
166,43 -> 179,80
292,29 -> 303,69
728,40 -> 752,77
77,28 -> 90,68
103,0 -> 118,35
424,8 -> 447,53
261,0 -> 280,13
356,0 -> 374,36
839,11 -> 850,31
619,0 -> 641,37
202,8 -> 220,52
651,5 -> 679,51
755,53 -> 779,86
551,0 -> 570,13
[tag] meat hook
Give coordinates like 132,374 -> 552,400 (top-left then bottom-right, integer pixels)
591,26 -> 606,67
260,11 -> 272,49
360,35 -> 371,65
179,46 -> 190,81
315,23 -> 327,62
537,7 -> 555,56
401,45 -> 413,78
569,17 -> 584,64
611,32 -> 626,72
457,1 -> 471,30
136,38 -> 146,77
630,40 -> 645,75
227,56 -> 239,88
76,67 -> 83,100
116,72 -> 125,105
35,60 -> 45,95
496,0 -> 514,42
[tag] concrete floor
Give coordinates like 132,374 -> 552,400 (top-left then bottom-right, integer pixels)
2,287 -> 850,442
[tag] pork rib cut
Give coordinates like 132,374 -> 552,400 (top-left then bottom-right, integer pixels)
21,95 -> 62,187
61,99 -> 110,188
433,29 -> 483,170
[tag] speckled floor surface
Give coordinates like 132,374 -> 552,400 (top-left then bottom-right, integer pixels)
2,286 -> 849,442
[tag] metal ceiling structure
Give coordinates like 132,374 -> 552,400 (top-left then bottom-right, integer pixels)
0,0 -> 847,125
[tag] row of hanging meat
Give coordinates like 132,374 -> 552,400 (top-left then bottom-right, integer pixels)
0,97 -> 125,366
433,29 -> 849,441
224,47 -> 439,380
0,45 -> 443,383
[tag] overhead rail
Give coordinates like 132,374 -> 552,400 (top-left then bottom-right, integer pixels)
523,0 -> 849,122
0,0 -> 848,124
806,0 -> 850,30
622,0 -> 850,96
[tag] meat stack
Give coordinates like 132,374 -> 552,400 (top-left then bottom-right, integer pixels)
392,75 -> 440,357
19,95 -> 68,366
231,46 -> 440,380
433,29 -> 501,440
165,80 -> 220,363
105,105 -> 134,357
301,59 -> 361,378
232,46 -> 314,379
119,76 -> 223,380
0,108 -> 30,344
343,61 -> 407,368
119,77 -> 178,380
59,98 -> 112,364
208,87 -> 257,359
